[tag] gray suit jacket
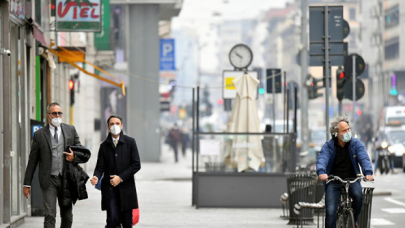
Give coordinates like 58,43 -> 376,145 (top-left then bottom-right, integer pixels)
24,123 -> 81,190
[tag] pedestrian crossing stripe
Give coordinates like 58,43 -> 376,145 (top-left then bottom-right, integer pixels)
370,218 -> 395,225
384,197 -> 405,207
382,208 -> 405,213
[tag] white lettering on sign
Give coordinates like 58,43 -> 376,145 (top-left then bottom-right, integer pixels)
33,126 -> 40,132
162,43 -> 173,57
57,0 -> 100,21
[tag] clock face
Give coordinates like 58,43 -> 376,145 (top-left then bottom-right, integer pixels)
229,44 -> 253,69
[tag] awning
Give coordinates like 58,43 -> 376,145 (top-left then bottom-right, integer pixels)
47,46 -> 126,96
33,26 -> 47,46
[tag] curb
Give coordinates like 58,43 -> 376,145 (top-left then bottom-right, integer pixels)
373,191 -> 392,196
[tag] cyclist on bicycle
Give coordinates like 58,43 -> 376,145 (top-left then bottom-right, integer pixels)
316,116 -> 374,228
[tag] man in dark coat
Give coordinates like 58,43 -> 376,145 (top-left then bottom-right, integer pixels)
91,115 -> 141,228
168,123 -> 182,162
23,102 -> 83,228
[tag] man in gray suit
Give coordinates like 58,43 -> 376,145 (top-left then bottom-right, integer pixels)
23,102 -> 81,228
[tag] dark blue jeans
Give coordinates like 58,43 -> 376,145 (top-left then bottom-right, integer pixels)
106,189 -> 132,228
325,181 -> 363,228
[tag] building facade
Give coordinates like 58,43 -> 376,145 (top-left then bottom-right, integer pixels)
1,0 -> 52,226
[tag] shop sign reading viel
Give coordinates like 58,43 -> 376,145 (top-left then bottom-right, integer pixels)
56,0 -> 101,32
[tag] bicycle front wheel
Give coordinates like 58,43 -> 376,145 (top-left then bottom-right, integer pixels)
344,209 -> 355,228
336,212 -> 345,228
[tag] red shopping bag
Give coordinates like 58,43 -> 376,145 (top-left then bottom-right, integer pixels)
132,202 -> 139,226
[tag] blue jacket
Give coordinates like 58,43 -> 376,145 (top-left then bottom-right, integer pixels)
316,137 -> 373,177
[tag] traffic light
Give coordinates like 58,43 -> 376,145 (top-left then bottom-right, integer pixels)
390,74 -> 398,96
253,67 -> 265,95
307,75 -> 323,100
51,0 -> 56,16
336,66 -> 346,101
258,88 -> 265,95
217,99 -> 224,105
69,78 -> 75,105
201,88 -> 212,116
205,102 -> 212,116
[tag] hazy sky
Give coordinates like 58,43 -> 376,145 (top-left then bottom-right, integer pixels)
172,0 -> 293,74
178,0 -> 292,20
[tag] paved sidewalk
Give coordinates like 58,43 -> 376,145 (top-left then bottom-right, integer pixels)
17,145 -> 316,228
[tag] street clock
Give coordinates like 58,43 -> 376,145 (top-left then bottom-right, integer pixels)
228,44 -> 253,69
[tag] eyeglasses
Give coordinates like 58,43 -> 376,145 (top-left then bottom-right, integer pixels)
49,112 -> 63,116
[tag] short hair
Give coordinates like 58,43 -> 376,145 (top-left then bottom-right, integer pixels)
330,116 -> 350,138
107,115 -> 123,125
47,102 -> 60,113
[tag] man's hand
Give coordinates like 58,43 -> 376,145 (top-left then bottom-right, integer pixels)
23,186 -> 31,199
110,175 -> 122,187
319,174 -> 328,181
366,175 -> 374,181
90,176 -> 98,186
63,148 -> 75,162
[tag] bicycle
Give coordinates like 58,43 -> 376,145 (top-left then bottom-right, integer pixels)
326,174 -> 373,228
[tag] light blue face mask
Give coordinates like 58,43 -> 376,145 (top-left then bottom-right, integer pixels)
338,131 -> 352,142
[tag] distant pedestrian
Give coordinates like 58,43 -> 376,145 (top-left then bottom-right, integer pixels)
23,102 -> 89,228
91,115 -> 141,228
261,124 -> 281,172
168,123 -> 183,162
181,128 -> 191,157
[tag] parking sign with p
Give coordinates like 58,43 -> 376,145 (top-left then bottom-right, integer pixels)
160,39 -> 175,71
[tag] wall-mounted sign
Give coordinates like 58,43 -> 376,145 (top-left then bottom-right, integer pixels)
200,139 -> 221,156
160,39 -> 176,71
56,0 -> 101,32
94,0 -> 110,50
10,0 -> 26,19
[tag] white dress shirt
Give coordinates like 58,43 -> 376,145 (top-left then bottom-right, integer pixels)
112,136 -> 120,145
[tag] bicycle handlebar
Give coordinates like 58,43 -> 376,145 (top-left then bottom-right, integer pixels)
326,174 -> 374,185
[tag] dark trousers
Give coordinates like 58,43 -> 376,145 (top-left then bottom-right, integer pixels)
42,175 -> 73,228
171,142 -> 179,162
325,181 -> 363,228
106,188 -> 132,228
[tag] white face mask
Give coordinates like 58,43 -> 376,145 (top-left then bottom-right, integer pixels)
51,117 -> 62,127
110,125 -> 122,135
